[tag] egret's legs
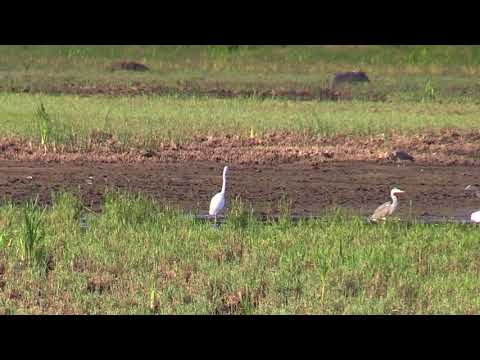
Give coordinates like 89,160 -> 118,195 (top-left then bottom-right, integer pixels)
211,215 -> 220,229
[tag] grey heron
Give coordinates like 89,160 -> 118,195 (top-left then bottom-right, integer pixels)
464,184 -> 480,199
369,187 -> 405,222
390,150 -> 415,164
209,166 -> 228,226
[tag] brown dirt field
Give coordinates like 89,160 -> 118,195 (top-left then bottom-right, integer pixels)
0,159 -> 478,221
2,130 -> 480,166
2,130 -> 480,220
2,80 -> 385,101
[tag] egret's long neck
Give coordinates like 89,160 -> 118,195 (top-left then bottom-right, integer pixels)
221,171 -> 227,194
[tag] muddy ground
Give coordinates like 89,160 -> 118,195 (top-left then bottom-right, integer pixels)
1,160 -> 479,221
2,80 -> 386,102
2,130 -> 480,221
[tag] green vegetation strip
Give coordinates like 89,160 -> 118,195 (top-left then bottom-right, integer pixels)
1,93 -> 480,147
0,192 -> 480,314
2,46 -> 480,103
3,45 -> 480,80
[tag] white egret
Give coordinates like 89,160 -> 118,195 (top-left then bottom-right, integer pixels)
369,187 -> 405,222
209,166 -> 228,226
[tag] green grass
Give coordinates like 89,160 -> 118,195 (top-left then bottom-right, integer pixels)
2,92 -> 480,148
1,192 -> 480,314
3,46 -> 480,100
3,45 -> 480,75
2,45 -> 480,150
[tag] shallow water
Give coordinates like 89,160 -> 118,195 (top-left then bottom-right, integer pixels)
193,213 -> 474,225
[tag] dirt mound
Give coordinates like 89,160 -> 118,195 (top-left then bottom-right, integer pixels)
333,71 -> 370,87
110,61 -> 149,72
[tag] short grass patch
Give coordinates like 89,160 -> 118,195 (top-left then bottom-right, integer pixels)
1,93 -> 480,149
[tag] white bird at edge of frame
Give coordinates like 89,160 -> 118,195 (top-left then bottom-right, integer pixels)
209,166 -> 228,226
369,187 -> 405,222
464,184 -> 480,223
471,211 -> 480,223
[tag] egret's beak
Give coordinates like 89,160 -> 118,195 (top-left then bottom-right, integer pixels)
465,185 -> 473,191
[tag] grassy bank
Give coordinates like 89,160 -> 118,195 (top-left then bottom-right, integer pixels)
2,46 -> 480,102
3,45 -> 480,78
0,192 -> 479,314
1,93 -> 480,148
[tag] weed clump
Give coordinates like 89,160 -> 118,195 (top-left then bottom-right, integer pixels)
21,197 -> 49,271
34,102 -> 53,146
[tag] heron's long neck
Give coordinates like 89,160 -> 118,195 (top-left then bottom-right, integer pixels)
391,194 -> 398,206
221,172 -> 227,194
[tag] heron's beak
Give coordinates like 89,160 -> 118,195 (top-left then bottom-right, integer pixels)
465,185 -> 473,191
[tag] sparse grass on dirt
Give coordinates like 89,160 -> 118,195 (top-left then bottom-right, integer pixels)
1,192 -> 480,315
